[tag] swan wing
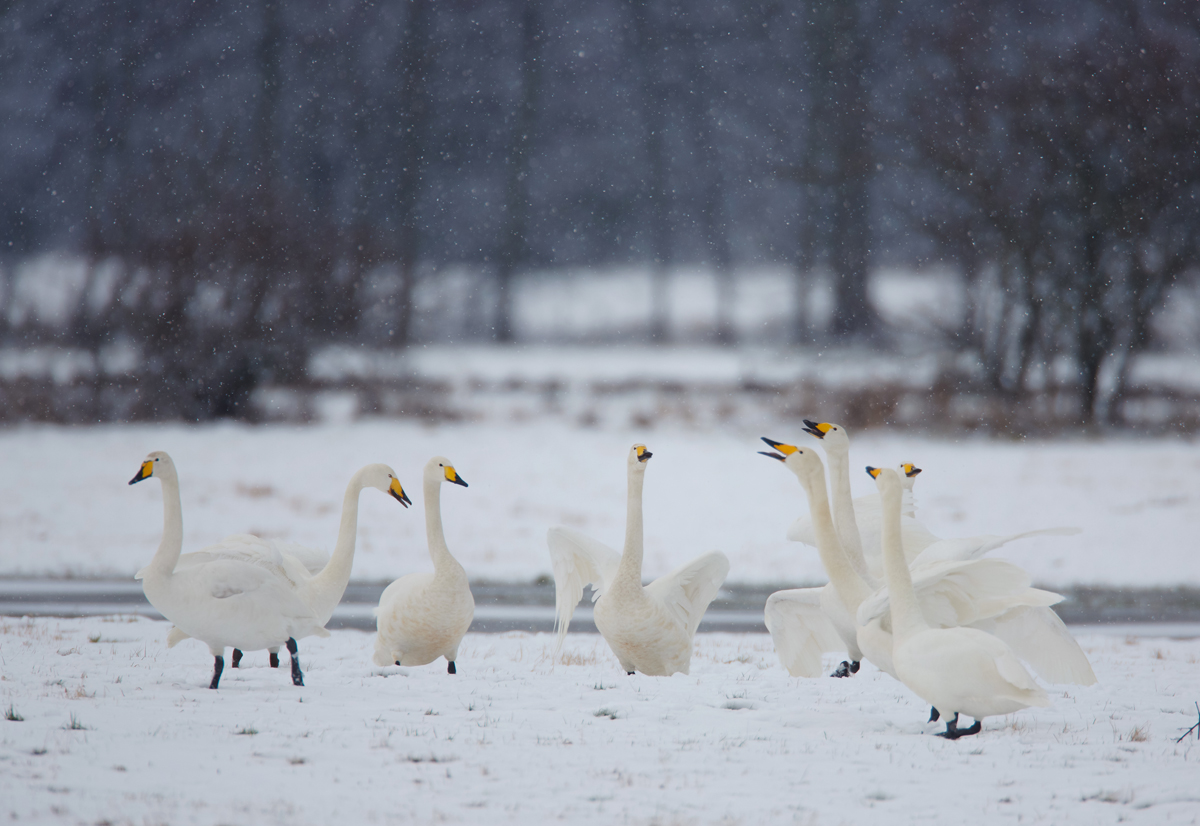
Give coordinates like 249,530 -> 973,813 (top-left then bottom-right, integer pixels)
177,534 -> 318,586
546,527 -> 623,651
791,504 -> 939,578
644,551 -> 730,639
193,558 -> 319,624
763,588 -> 844,677
910,527 -> 1082,567
857,558 -> 1035,628
972,604 -> 1097,686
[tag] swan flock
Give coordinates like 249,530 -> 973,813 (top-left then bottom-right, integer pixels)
131,425 -> 1091,739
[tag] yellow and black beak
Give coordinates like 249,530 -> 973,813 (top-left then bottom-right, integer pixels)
129,460 -> 154,485
388,477 -> 413,507
444,466 -> 469,488
802,419 -> 832,439
635,445 -> 652,463
902,463 -> 922,478
759,437 -> 798,462
866,466 -> 882,479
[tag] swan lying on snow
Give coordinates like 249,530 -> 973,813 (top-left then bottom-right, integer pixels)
373,457 -> 475,673
131,452 -> 410,688
759,438 -> 1094,692
870,466 -> 1050,739
548,444 -> 729,676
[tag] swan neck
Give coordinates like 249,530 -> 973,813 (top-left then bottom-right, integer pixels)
880,481 -> 927,640
827,450 -> 870,579
798,468 -> 871,609
309,470 -> 365,597
424,475 -> 457,573
615,468 -> 646,584
147,474 -> 184,575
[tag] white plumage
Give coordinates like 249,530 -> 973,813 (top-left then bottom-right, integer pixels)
548,444 -> 729,676
373,456 -> 475,673
131,452 -> 410,688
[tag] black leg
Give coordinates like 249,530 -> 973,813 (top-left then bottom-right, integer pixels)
269,651 -> 279,669
286,638 -> 303,687
447,661 -> 456,674
231,649 -> 243,668
209,655 -> 224,690
830,660 -> 859,678
627,671 -> 635,676
936,713 -> 982,740
929,707 -> 940,723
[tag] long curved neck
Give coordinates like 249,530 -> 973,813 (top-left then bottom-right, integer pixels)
424,475 -> 459,574
880,481 -> 927,641
798,468 -> 871,610
826,449 -> 870,581
614,468 -> 645,586
308,470 -> 366,599
147,475 -> 184,575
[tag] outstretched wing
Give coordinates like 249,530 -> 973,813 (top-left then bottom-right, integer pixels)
645,551 -> 730,639
857,558 -> 1051,629
972,604 -> 1097,686
546,527 -> 622,651
763,588 -> 844,677
789,503 -> 939,579
909,527 -> 1082,567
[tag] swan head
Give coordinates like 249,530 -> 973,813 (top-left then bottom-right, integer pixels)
128,451 -> 177,485
759,437 -> 825,485
898,462 -> 921,490
425,456 -> 468,488
801,420 -> 850,453
628,443 -> 653,470
867,465 -> 903,502
359,463 -> 412,506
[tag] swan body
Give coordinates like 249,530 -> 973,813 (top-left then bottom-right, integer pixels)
871,466 -> 1049,738
131,452 -> 410,688
166,538 -> 329,665
549,444 -> 729,676
373,457 -> 474,672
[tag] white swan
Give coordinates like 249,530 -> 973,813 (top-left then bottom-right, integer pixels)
791,420 -> 1080,579
759,439 -> 1086,687
871,466 -> 1050,739
548,444 -> 729,676
373,456 -> 475,673
131,452 -> 410,688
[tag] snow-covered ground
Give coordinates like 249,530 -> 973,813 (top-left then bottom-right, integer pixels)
2,616 -> 1198,825
2,420 -> 1199,587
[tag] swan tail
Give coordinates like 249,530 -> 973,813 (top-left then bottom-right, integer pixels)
546,527 -> 621,654
165,626 -> 189,648
764,588 -> 843,678
314,626 -> 331,638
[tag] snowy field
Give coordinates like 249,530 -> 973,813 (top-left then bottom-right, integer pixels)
2,616 -> 1199,825
3,420 -> 1200,587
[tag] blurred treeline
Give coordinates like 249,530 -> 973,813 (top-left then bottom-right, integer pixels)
0,0 -> 1198,425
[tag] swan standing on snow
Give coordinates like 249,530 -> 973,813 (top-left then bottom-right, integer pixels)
373,456 -> 474,673
784,424 -> 1096,687
548,444 -> 730,676
130,452 -> 410,688
869,465 -> 1050,739
758,438 -> 1081,693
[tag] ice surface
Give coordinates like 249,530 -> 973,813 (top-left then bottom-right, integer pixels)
1,616 -> 1198,825
2,421 -> 1199,588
